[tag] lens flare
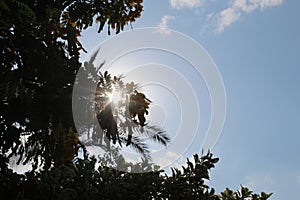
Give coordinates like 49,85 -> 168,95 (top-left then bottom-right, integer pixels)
109,89 -> 122,104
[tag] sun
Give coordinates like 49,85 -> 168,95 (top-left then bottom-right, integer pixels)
109,89 -> 122,104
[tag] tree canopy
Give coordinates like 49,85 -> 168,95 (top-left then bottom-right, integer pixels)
0,1 -> 272,199
1,151 -> 272,200
0,0 -> 144,170
75,49 -> 170,162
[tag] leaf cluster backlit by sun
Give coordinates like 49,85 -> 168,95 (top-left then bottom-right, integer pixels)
93,70 -> 170,159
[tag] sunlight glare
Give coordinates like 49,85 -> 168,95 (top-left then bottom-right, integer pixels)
110,89 -> 122,104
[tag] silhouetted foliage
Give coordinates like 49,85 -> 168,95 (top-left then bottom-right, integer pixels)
0,0 -> 143,170
0,152 -> 272,200
76,50 -> 170,160
0,1 -> 272,199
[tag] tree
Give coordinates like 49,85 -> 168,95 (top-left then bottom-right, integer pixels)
0,1 -> 272,199
0,0 -> 144,170
0,152 -> 272,200
75,50 -> 170,161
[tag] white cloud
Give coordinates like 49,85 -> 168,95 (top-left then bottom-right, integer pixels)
213,0 -> 283,32
158,15 -> 175,35
244,173 -> 275,192
251,0 -> 283,9
153,150 -> 187,173
216,7 -> 241,32
170,0 -> 204,9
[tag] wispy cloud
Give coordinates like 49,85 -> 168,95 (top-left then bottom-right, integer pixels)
154,150 -> 182,169
212,0 -> 283,32
170,0 -> 204,9
158,15 -> 175,35
244,173 -> 276,192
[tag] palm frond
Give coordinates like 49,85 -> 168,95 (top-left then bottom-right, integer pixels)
119,136 -> 151,160
135,124 -> 171,146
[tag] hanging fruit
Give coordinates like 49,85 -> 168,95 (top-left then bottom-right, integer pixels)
129,90 -> 151,126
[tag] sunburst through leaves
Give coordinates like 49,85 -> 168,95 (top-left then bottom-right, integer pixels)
81,59 -> 171,160
95,70 -> 170,158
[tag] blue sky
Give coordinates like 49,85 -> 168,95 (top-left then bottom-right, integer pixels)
79,0 -> 300,199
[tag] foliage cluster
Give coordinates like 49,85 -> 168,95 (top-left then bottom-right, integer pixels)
1,152 -> 272,200
0,1 -> 272,199
0,0 -> 143,170
77,50 -> 170,161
